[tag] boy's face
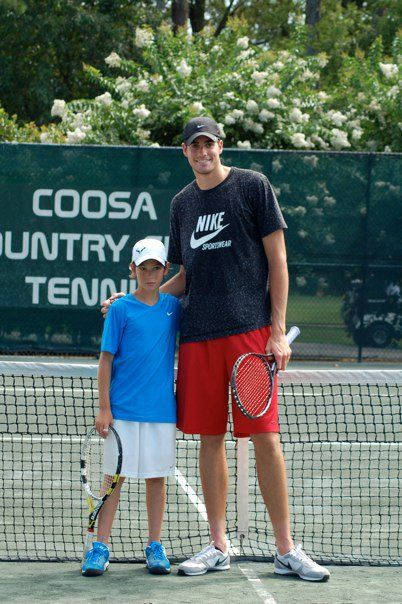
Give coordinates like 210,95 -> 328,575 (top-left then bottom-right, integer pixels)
130,259 -> 168,291
182,135 -> 223,176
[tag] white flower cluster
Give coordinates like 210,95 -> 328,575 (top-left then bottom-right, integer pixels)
115,77 -> 131,95
237,140 -> 251,149
330,129 -> 351,150
246,99 -> 258,113
290,133 -> 313,149
236,37 -> 249,49
266,85 -> 281,97
189,102 -> 205,114
105,52 -> 121,68
327,110 -> 347,127
66,128 -> 86,144
95,92 -> 112,106
244,118 -> 264,134
224,109 -> 244,125
133,104 -> 150,119
136,79 -> 149,93
51,99 -> 67,119
267,98 -> 281,110
177,59 -> 192,77
259,109 -> 274,122
251,71 -> 267,84
379,63 -> 398,79
289,108 -> 309,124
135,27 -> 154,48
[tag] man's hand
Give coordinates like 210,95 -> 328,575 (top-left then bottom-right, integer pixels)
95,409 -> 113,438
266,330 -> 291,371
101,292 -> 125,318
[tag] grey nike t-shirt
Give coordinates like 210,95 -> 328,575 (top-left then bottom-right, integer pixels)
168,167 -> 287,343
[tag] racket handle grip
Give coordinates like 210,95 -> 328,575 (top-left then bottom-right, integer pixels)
286,325 -> 300,345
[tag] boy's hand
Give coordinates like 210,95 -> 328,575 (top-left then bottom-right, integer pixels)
95,409 -> 113,438
101,292 -> 125,318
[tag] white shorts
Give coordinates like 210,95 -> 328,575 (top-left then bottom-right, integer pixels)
103,420 -> 176,479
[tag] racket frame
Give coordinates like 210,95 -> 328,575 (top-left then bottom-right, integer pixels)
230,325 -> 300,420
231,353 -> 276,419
80,425 -> 122,553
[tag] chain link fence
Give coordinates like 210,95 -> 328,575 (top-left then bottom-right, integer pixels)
0,144 -> 400,361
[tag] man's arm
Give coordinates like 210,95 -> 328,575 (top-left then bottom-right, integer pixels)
96,351 -> 114,437
160,265 -> 186,297
262,229 -> 291,371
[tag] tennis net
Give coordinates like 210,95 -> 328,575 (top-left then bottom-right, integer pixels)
0,361 -> 400,566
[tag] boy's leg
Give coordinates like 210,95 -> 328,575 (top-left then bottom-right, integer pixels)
199,434 -> 228,552
145,477 -> 166,544
82,476 -> 125,576
251,433 -> 293,554
144,477 -> 171,574
97,476 -> 125,544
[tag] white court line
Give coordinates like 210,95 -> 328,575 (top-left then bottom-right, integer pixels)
174,467 -> 239,555
238,564 -> 277,604
174,468 -> 277,603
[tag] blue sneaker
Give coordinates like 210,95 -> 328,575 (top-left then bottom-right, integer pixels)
145,541 -> 171,574
81,542 -> 110,576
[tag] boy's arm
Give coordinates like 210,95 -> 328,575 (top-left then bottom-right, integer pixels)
96,351 -> 114,437
160,265 -> 186,296
262,230 -> 291,371
100,266 -> 186,318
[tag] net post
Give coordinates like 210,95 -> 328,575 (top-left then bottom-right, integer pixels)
236,437 -> 249,550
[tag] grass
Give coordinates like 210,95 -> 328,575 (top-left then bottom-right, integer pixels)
287,294 -> 354,346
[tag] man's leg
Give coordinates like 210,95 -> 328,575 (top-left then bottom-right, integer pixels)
251,432 -> 293,554
177,432 -> 230,576
252,432 -> 330,581
199,433 -> 228,551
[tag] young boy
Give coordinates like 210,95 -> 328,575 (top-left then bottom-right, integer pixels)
82,238 -> 180,577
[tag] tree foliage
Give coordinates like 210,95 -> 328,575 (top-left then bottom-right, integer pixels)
0,0 -> 400,150
33,21 -> 400,152
0,0 -> 165,124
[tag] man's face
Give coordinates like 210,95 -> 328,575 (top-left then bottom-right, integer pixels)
182,136 -> 223,175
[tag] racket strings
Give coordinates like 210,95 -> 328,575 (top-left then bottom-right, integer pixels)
86,435 -> 113,500
234,356 -> 272,416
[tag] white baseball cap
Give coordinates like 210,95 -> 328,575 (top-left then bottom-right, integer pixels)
131,238 -> 167,266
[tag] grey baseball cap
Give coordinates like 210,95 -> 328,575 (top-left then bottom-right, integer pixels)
183,117 -> 221,145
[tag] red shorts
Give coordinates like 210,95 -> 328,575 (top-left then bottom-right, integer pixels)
176,326 -> 279,438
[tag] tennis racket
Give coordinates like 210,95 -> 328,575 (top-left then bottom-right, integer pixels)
231,325 -> 300,419
80,425 -> 122,555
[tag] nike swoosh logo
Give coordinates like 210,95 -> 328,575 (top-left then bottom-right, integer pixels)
167,312 -> 173,316
190,224 -> 228,249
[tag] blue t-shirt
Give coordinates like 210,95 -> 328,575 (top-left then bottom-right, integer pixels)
101,293 -> 180,422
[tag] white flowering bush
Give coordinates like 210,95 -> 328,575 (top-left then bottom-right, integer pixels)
41,22 -> 400,150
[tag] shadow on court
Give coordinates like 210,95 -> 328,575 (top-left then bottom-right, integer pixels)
1,562 -> 401,603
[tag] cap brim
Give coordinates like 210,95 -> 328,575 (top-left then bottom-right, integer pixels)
185,132 -> 219,145
133,253 -> 166,266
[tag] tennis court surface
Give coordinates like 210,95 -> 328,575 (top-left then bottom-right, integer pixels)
0,361 -> 400,603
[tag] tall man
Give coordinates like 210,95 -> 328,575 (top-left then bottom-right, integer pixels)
103,117 -> 329,582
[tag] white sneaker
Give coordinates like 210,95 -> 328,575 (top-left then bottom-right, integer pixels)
178,543 -> 230,576
274,544 -> 330,582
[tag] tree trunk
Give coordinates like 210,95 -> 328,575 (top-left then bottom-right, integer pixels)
305,0 -> 321,55
305,0 -> 321,27
190,0 -> 205,33
172,0 -> 189,33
